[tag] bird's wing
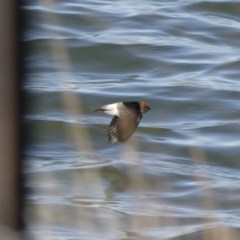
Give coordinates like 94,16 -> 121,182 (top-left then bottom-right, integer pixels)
108,109 -> 142,143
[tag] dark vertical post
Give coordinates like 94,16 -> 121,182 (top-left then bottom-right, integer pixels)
0,1 -> 21,231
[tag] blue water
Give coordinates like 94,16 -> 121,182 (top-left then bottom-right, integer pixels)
23,0 -> 240,239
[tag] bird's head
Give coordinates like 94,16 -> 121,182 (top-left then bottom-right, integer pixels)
140,102 -> 151,114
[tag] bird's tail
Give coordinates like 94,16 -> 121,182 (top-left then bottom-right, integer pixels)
91,107 -> 106,112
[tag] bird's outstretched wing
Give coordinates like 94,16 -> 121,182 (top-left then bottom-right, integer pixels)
108,108 -> 142,143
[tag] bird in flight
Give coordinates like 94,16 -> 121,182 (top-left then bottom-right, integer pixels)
92,101 -> 151,143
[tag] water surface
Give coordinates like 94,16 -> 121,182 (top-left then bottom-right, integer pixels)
23,0 -> 240,239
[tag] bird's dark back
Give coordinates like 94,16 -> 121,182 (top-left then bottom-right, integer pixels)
122,102 -> 141,112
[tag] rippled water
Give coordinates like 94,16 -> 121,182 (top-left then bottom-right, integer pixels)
23,0 -> 240,239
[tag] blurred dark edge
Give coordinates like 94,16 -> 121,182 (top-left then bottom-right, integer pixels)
0,0 -> 23,236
